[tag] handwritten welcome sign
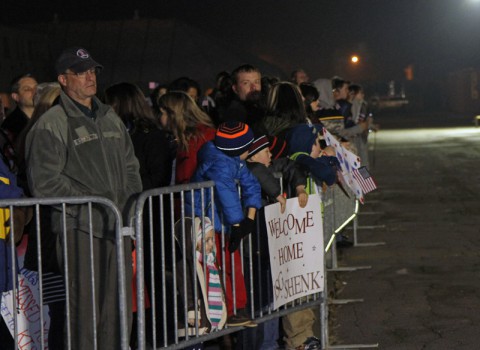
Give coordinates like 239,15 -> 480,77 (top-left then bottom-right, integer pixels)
1,236 -> 50,349
264,195 -> 324,309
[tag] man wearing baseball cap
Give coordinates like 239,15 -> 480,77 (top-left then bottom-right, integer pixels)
54,46 -> 103,110
25,47 -> 142,349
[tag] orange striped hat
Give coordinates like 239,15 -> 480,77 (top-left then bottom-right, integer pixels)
215,121 -> 254,157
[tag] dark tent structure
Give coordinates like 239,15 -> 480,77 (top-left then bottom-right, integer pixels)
1,19 -> 285,93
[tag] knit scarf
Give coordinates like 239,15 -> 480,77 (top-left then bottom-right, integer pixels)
197,251 -> 223,330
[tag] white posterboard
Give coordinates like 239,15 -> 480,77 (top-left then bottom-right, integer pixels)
1,236 -> 50,349
264,195 -> 324,309
322,127 -> 364,202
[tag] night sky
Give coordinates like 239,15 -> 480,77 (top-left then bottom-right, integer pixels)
3,0 -> 480,83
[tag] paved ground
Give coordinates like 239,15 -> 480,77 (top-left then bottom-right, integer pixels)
330,110 -> 480,349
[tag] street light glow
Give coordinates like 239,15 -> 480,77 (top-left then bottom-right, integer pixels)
351,55 -> 359,63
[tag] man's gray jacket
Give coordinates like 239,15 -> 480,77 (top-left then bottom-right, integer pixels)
26,90 -> 142,239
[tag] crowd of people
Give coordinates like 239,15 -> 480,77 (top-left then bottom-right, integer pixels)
0,46 -> 377,350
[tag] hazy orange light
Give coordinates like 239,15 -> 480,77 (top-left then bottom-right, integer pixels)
351,55 -> 359,63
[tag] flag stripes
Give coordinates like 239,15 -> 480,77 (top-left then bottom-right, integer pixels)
352,166 -> 377,194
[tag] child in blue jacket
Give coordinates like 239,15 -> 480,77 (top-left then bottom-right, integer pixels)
189,121 -> 262,326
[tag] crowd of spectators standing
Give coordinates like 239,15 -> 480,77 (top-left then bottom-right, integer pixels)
0,47 -> 377,350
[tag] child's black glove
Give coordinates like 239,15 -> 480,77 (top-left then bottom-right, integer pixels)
228,218 -> 256,253
240,217 -> 255,238
229,225 -> 243,253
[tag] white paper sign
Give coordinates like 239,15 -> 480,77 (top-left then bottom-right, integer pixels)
264,195 -> 324,309
323,128 -> 364,202
1,236 -> 50,349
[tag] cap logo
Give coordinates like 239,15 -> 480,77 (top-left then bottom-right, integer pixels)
76,49 -> 89,59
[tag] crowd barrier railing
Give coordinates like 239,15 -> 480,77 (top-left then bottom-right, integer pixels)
2,180 -> 371,349
320,186 -> 380,349
133,180 -> 326,349
133,181 -> 222,350
0,196 -> 131,350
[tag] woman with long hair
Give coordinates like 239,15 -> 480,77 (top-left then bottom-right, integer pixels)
105,82 -> 178,348
16,82 -> 61,191
158,91 -> 216,184
105,82 -> 176,189
260,81 -> 309,137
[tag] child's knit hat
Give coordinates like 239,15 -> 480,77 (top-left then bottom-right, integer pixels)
268,135 -> 287,160
194,217 -> 214,245
247,135 -> 269,158
215,121 -> 254,156
286,123 -> 320,155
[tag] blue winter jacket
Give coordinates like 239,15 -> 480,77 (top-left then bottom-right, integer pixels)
187,141 -> 261,233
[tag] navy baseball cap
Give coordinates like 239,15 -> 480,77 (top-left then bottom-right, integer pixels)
55,47 -> 103,75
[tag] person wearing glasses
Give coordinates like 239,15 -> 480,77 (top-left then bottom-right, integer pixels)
25,47 -> 142,350
1,73 -> 38,142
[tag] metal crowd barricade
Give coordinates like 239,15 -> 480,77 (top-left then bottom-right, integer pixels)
318,184 -> 359,348
0,196 -> 130,350
134,181 -> 221,350
133,180 -> 274,350
319,184 -> 379,349
133,180 -> 326,349
0,182 -> 379,350
323,185 -> 371,272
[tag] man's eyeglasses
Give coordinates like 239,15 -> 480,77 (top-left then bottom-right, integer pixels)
63,67 -> 101,78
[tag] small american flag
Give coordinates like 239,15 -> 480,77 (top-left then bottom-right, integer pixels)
352,166 -> 377,195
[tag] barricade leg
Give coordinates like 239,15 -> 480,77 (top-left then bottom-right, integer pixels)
351,199 -> 386,247
58,229 -> 132,350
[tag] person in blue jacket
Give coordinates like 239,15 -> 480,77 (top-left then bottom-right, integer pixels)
188,121 -> 261,327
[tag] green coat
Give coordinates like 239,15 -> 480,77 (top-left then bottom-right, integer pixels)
26,90 -> 142,239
